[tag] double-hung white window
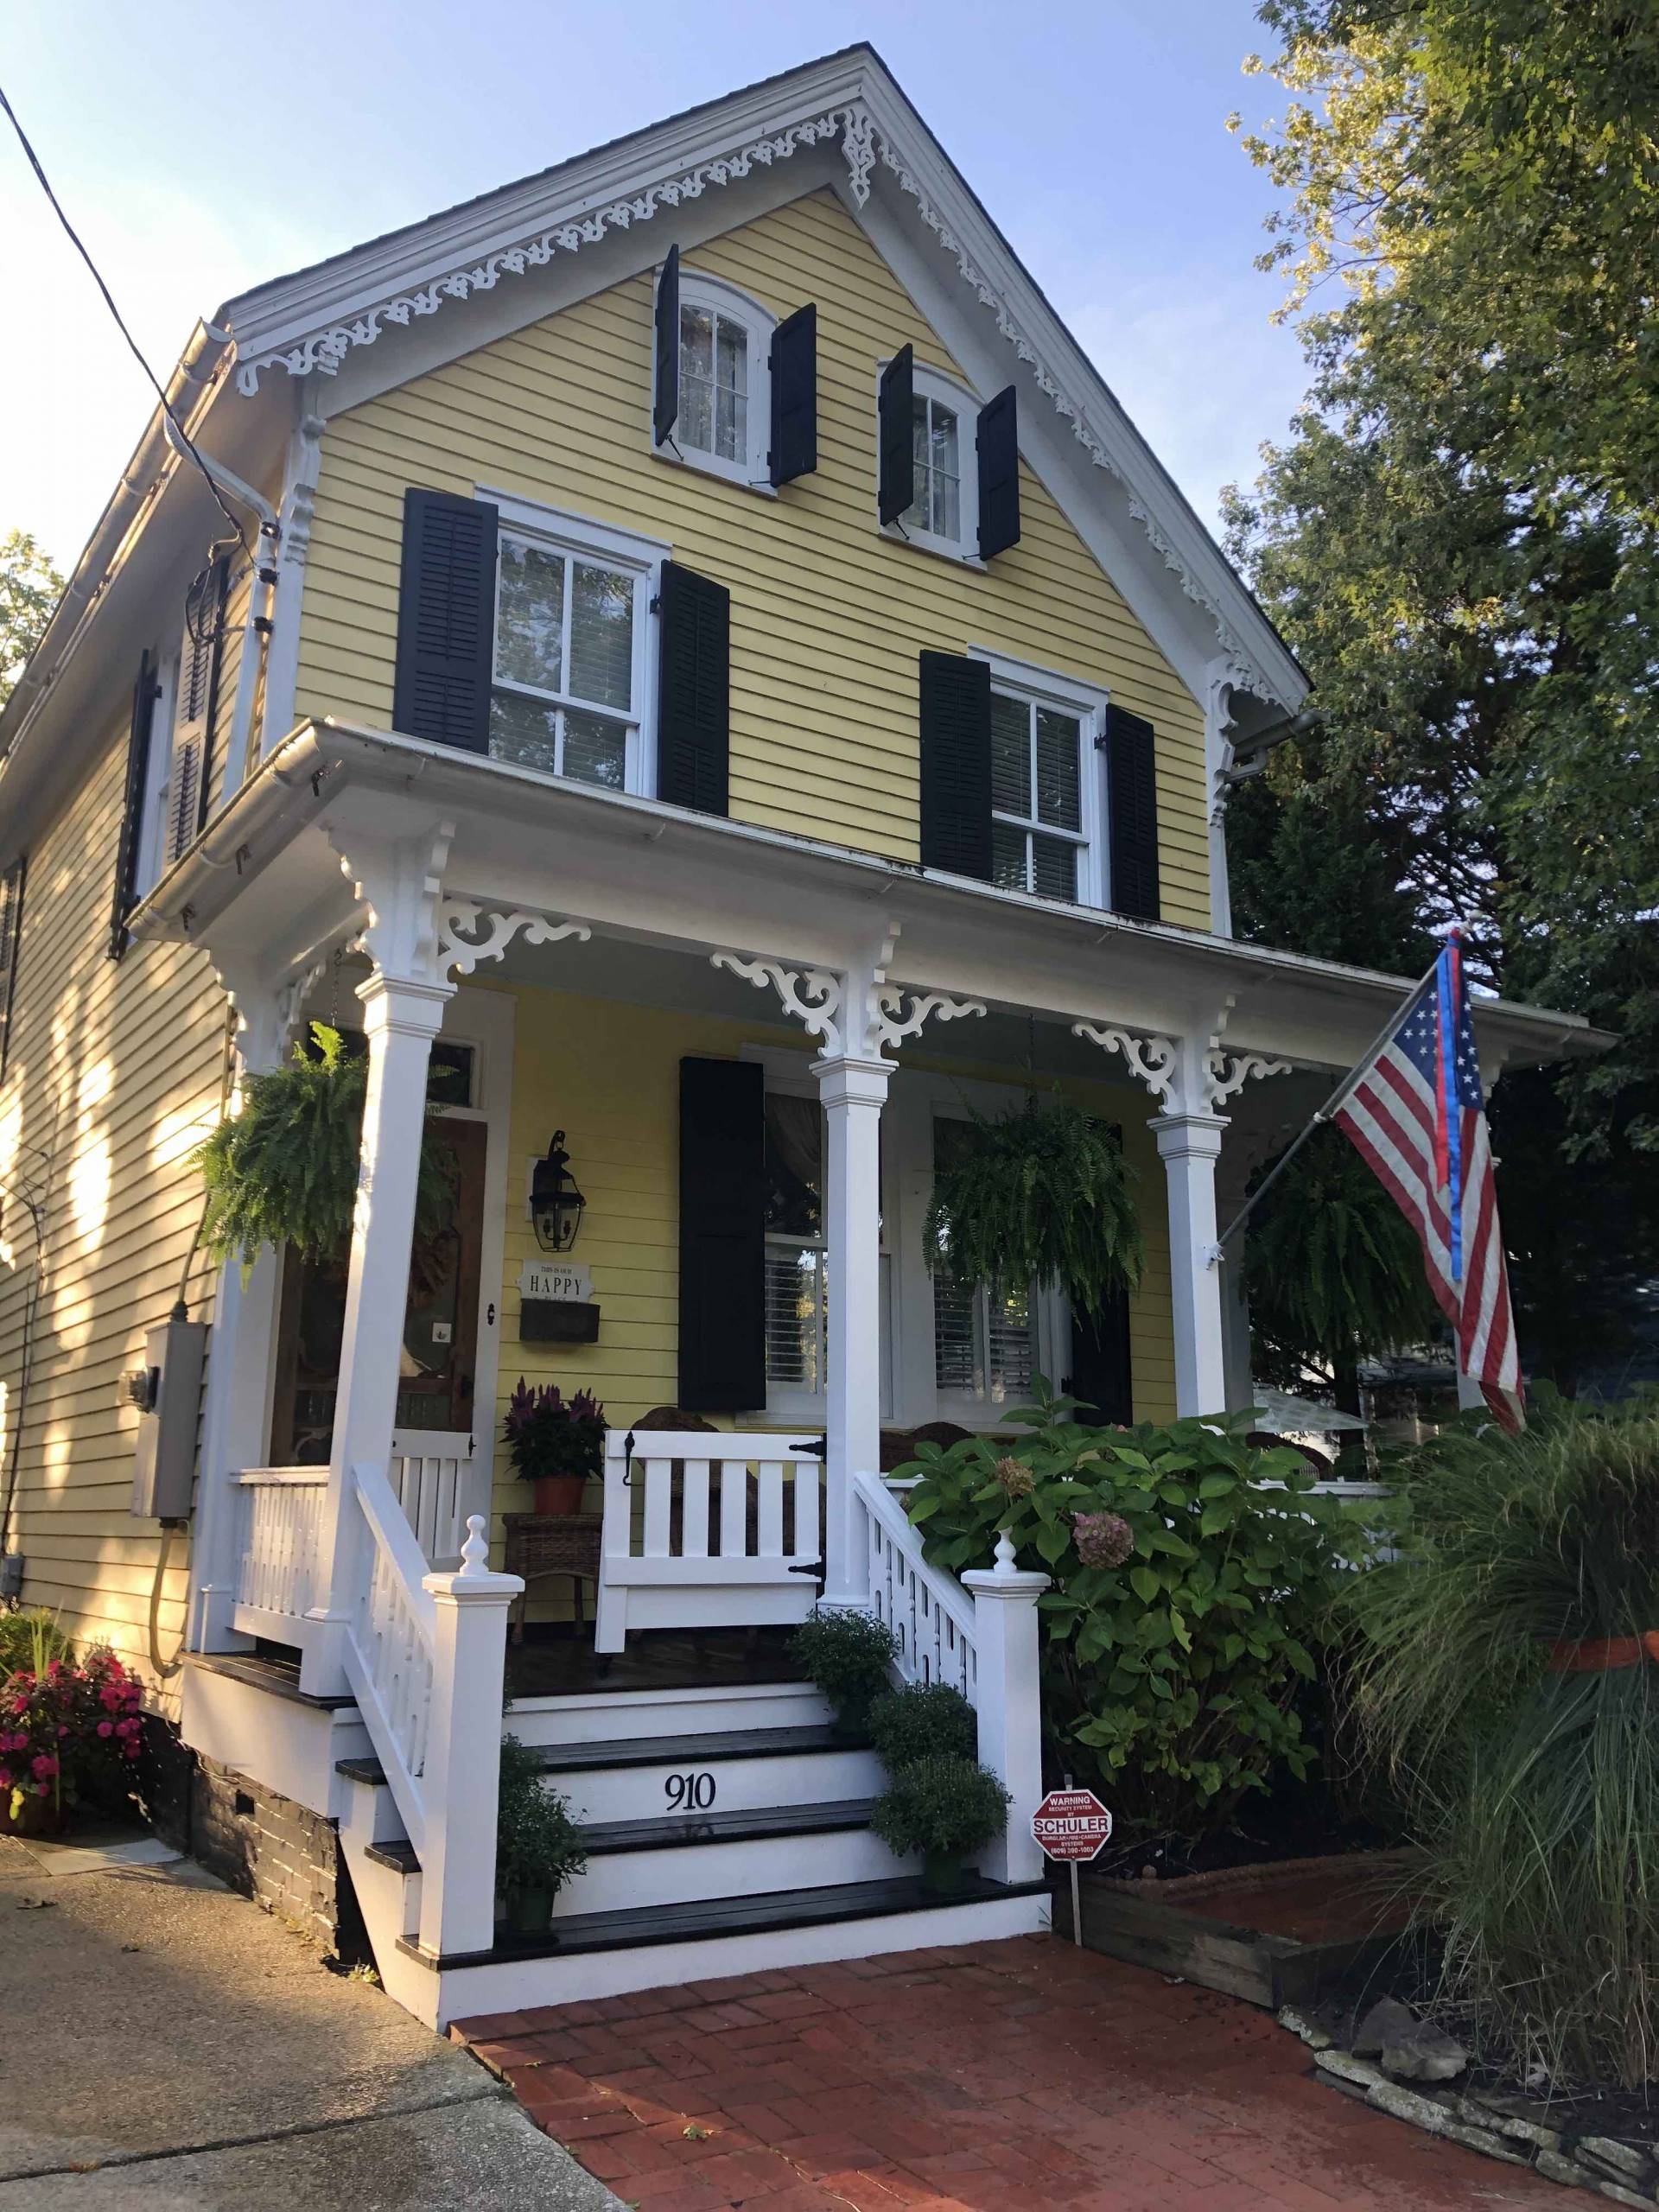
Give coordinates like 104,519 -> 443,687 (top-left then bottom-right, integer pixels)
976,650 -> 1108,907
662,272 -> 775,490
484,498 -> 664,797
929,1115 -> 1039,1408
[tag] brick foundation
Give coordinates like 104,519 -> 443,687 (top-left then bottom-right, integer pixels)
189,1752 -> 369,1961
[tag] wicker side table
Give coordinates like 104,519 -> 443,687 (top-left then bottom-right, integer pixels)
502,1512 -> 603,1642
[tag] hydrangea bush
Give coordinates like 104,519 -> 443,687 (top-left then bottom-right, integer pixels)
0,1647 -> 143,1826
898,1382 -> 1353,1836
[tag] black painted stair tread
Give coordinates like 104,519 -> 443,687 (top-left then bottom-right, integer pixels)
580,1796 -> 877,1855
338,1721 -> 868,1788
188,1649 -> 357,1713
365,1838 -> 421,1874
400,1871 -> 1050,1970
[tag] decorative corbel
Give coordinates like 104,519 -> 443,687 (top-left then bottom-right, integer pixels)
868,983 -> 987,1056
710,951 -> 844,1054
437,899 -> 592,977
1071,1021 -> 1181,1111
1205,1049 -> 1292,1109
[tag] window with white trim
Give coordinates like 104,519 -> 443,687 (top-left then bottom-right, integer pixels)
890,362 -> 981,561
977,652 -> 1108,907
664,273 -> 775,489
487,506 -> 660,796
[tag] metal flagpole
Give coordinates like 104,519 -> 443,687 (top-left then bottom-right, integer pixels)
1211,956 -> 1443,1260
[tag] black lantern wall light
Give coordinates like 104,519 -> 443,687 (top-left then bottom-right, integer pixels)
530,1130 -> 586,1254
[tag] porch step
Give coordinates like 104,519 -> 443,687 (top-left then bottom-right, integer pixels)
400,1870 -> 1049,1973
336,1719 -> 861,1792
361,1796 -> 882,1881
186,1649 -> 358,1713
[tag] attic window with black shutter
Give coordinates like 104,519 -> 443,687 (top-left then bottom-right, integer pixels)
652,268 -> 783,492
877,362 -> 1020,564
484,497 -> 667,797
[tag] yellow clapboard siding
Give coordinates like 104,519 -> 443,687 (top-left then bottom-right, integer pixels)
296,187 -> 1211,926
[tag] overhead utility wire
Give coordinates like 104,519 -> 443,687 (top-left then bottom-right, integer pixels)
0,79 -> 252,561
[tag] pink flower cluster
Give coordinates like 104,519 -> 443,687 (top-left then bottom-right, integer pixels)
0,1647 -> 143,1817
1073,1510 -> 1135,1570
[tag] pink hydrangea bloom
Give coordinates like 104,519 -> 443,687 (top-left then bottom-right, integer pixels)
1072,1510 -> 1135,1569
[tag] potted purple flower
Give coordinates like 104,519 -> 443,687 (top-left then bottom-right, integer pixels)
503,1380 -> 606,1516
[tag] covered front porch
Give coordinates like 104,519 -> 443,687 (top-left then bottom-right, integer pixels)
133,716 -> 1578,1993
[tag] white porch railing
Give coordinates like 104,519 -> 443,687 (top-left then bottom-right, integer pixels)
233,1469 -> 327,1642
346,1458 -> 441,1851
594,1429 -> 824,1653
850,1467 -> 1049,1885
389,1436 -> 472,1567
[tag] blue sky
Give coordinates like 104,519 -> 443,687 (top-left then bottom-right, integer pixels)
1,1 -> 1308,572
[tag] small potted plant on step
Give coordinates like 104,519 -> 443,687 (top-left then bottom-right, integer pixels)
790,1608 -> 900,1741
871,1753 -> 1009,1895
496,1735 -> 587,1937
503,1379 -> 605,1516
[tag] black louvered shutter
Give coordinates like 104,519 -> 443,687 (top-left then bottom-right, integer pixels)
163,558 -> 229,867
657,561 -> 730,816
653,245 -> 680,447
110,651 -> 161,960
678,1057 -> 766,1411
768,303 -> 817,486
1066,1282 -> 1133,1427
0,856 -> 24,1082
391,488 -> 499,753
976,386 -> 1020,561
918,651 -> 993,880
878,346 -> 914,524
1105,705 -> 1161,920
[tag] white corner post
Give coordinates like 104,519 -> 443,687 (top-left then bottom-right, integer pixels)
963,1532 -> 1049,1884
816,1052 -> 890,1610
418,1517 -> 522,1959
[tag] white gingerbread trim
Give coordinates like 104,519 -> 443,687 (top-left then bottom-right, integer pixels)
1204,1049 -> 1292,1109
232,105 -> 869,394
436,899 -> 592,977
869,984 -> 987,1056
711,950 -> 844,1052
1071,1021 -> 1181,1111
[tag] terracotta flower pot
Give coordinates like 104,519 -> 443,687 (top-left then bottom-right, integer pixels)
532,1474 -> 588,1516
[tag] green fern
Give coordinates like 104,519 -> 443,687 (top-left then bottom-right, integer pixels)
923,1091 -> 1142,1316
195,1024 -> 455,1274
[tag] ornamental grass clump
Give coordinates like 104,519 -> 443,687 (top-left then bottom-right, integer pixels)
924,1094 -> 1141,1317
898,1380 -> 1349,1837
1344,1397 -> 1659,2090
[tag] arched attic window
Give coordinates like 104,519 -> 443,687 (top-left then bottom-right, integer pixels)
653,264 -> 778,491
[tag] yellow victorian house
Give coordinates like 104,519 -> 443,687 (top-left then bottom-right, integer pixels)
0,48 -> 1591,2021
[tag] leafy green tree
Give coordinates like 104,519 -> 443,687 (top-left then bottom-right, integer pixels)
1222,0 -> 1659,1389
0,531 -> 64,710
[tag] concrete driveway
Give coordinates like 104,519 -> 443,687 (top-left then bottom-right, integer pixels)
0,1831 -> 620,2209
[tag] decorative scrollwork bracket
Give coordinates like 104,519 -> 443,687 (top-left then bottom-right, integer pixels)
1071,1021 -> 1182,1111
710,951 -> 844,1053
1204,1050 -> 1291,1109
437,899 -> 591,977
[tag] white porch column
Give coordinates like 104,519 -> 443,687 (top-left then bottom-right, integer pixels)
815,1052 -> 890,1610
301,969 -> 454,1693
1151,1109 -> 1230,1420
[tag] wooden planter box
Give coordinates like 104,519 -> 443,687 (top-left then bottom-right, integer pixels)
1052,1848 -> 1421,2010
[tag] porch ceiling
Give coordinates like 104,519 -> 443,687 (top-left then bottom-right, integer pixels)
130,718 -> 1605,1078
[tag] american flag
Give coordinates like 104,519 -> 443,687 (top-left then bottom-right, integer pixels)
1332,935 -> 1524,1432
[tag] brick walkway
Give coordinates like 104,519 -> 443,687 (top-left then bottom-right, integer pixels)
453,1934 -> 1579,2210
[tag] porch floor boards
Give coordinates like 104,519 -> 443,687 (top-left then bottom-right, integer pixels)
505,1625 -> 808,1702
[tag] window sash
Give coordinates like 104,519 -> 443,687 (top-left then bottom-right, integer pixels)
933,1272 -> 1034,1404
679,306 -> 749,465
906,394 -> 961,542
491,534 -> 644,789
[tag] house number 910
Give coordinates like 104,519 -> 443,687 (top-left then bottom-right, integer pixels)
665,1771 -> 715,1812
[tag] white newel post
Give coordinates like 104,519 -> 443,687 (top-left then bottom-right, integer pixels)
963,1532 -> 1050,1884
815,1052 -> 890,1610
418,1516 -> 522,1959
301,968 -> 454,1694
1152,1109 -> 1230,1419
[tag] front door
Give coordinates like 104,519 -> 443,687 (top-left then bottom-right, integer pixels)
269,1118 -> 489,1502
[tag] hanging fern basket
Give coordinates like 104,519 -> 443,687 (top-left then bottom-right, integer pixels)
924,1092 -> 1143,1316
195,1023 -> 455,1274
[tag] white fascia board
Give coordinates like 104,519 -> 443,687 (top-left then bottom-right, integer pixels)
131,720 -> 1598,1078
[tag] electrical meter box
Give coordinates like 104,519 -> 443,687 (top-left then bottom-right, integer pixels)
124,1317 -> 207,1521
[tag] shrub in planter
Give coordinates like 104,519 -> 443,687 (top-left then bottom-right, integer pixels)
1344,1396 -> 1659,2090
1,1645 -> 143,1833
503,1381 -> 606,1515
871,1754 -> 1009,1892
898,1380 -> 1349,1838
496,1734 -> 587,1936
790,1608 -> 899,1738
869,1681 -> 978,1770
